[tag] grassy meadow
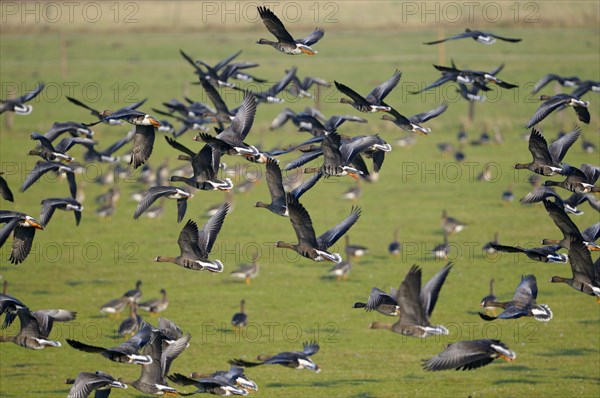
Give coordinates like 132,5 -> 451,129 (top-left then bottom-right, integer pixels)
1,1 -> 599,397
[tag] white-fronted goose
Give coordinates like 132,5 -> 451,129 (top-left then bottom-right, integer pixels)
276,193 -> 361,263
230,254 -> 260,285
196,93 -> 259,157
20,160 -> 77,198
165,136 -> 233,191
335,70 -> 400,112
0,211 -> 44,264
0,294 -> 76,349
382,103 -> 448,135
389,228 -> 401,255
479,274 -> 552,321
0,173 -> 14,202
39,197 -> 83,227
489,242 -> 567,263
423,339 -> 516,371
441,210 -> 466,234
514,128 -> 580,176
167,372 -> 247,396
118,329 -> 191,395
480,278 -> 497,316
531,74 -> 581,95
231,299 -> 248,329
526,94 -> 590,128
154,203 -> 229,272
551,235 -> 600,302
133,186 -> 192,223
139,289 -> 169,315
257,6 -> 324,55
66,322 -> 153,365
229,341 -> 321,372
424,29 -> 521,45
353,287 -> 399,316
544,163 -> 600,193
369,264 -> 450,338
0,82 -> 44,115
256,157 -> 321,216
118,303 -> 142,338
66,371 -> 127,398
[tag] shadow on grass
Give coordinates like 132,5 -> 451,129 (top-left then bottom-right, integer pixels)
493,378 -> 541,385
495,365 -> 533,372
65,279 -> 111,287
538,348 -> 591,357
561,375 -> 600,383
268,378 -> 379,388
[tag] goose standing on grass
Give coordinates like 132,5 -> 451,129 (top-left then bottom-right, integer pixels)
544,163 -> 600,194
256,6 -> 324,55
424,29 -> 521,45
154,203 -> 229,272
229,341 -> 321,372
514,127 -> 580,176
482,232 -> 499,254
328,253 -> 352,281
122,280 -> 143,304
0,82 -> 44,115
0,173 -> 14,202
20,160 -> 78,199
526,94 -> 590,128
0,211 -> 44,264
255,157 -> 321,216
441,210 -> 466,234
119,303 -> 142,338
39,197 -> 83,227
432,230 -> 450,261
422,339 -> 516,371
231,300 -> 248,329
369,264 -> 452,338
99,297 -> 127,318
230,254 -> 260,285
133,186 -> 193,223
0,294 -> 76,349
389,228 -> 401,255
479,274 -> 553,321
489,242 -> 567,263
335,70 -> 400,113
139,289 -> 169,316
66,322 -> 153,365
65,371 -> 128,398
480,279 -> 497,316
551,235 -> 600,302
275,193 -> 361,263
381,103 -> 448,135
345,235 -> 368,259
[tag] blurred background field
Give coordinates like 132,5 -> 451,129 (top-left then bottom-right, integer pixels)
1,1 -> 599,397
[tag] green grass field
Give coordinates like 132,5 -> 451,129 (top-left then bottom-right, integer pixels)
1,1 -> 599,397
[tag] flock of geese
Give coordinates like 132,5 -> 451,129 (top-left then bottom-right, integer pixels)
1,5 -> 599,397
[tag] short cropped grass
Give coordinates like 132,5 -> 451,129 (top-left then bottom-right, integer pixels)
1,2 -> 599,397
